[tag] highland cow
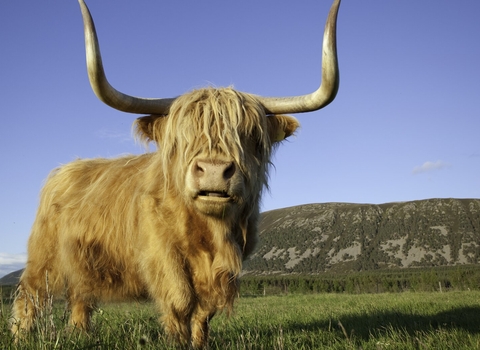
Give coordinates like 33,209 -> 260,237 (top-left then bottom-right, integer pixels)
11,0 -> 340,347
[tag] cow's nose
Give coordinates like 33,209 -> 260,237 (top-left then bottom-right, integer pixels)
194,160 -> 236,182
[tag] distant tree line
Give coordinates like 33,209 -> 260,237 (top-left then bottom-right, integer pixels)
240,265 -> 480,296
3,265 -> 479,303
0,285 -> 15,303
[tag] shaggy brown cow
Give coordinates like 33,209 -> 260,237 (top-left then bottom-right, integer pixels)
11,0 -> 340,348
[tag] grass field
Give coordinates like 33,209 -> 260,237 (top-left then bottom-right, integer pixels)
1,290 -> 480,349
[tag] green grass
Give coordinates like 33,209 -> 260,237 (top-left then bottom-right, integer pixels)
2,290 -> 480,349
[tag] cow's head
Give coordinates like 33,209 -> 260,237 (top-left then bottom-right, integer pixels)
134,87 -> 299,218
78,0 -> 340,218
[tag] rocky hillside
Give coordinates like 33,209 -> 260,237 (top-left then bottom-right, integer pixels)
243,198 -> 480,275
0,269 -> 22,286
2,199 -> 479,285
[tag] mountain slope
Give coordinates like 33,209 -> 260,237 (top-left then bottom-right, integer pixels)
2,199 -> 479,284
0,269 -> 23,286
243,198 -> 480,274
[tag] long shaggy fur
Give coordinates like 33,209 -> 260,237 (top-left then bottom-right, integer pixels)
11,87 -> 299,348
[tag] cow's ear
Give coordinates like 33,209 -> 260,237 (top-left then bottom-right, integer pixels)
134,115 -> 168,144
267,115 -> 300,143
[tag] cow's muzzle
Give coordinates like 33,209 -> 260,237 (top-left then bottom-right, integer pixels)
192,160 -> 236,195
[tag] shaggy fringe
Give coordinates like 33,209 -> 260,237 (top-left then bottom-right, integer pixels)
135,87 -> 273,195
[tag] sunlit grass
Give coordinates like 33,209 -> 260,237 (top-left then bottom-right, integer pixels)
2,290 -> 480,349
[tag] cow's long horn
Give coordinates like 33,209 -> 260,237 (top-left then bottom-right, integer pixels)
78,0 -> 175,115
79,0 -> 339,116
258,0 -> 340,115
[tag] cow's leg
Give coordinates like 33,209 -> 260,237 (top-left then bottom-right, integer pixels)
10,282 -> 38,337
69,297 -> 94,331
145,256 -> 196,345
191,307 -> 216,349
10,268 -> 57,338
158,288 -> 195,346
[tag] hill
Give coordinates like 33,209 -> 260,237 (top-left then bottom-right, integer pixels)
2,199 -> 479,285
0,269 -> 23,286
243,198 -> 480,275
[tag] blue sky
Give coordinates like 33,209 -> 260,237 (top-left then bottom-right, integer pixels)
1,0 -> 479,277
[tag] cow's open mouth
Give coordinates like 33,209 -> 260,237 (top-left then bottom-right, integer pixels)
198,191 -> 229,198
197,191 -> 232,205
195,190 -> 234,215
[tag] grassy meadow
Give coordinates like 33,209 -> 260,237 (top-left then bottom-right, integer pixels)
1,288 -> 480,349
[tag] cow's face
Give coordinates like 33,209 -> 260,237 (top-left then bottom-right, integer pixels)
135,88 -> 299,218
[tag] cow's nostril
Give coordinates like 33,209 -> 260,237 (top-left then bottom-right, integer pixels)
195,162 -> 206,177
223,162 -> 235,180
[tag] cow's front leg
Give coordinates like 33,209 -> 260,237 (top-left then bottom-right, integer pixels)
69,297 -> 94,332
159,288 -> 195,346
143,246 -> 196,345
191,307 -> 216,349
